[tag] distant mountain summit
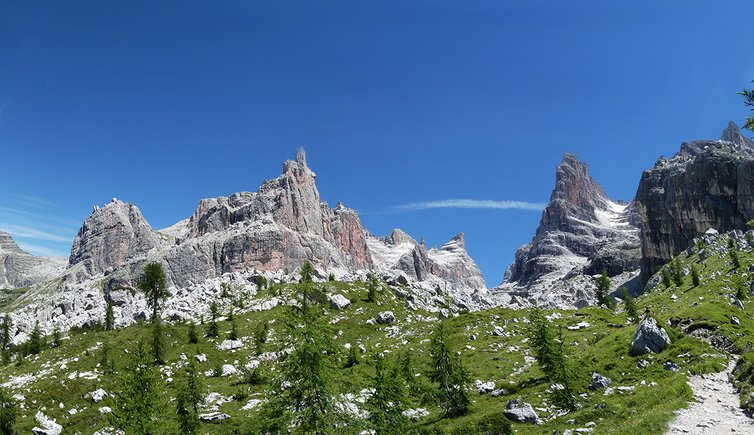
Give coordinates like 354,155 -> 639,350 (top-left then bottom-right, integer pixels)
0,230 -> 65,288
4,149 -> 489,340
493,154 -> 641,308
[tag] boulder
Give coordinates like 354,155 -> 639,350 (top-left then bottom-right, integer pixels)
32,411 -> 62,435
474,380 -> 496,394
663,361 -> 681,372
504,399 -> 542,424
629,317 -> 670,356
85,388 -> 109,403
199,412 -> 231,422
376,311 -> 395,324
221,364 -> 237,376
328,294 -> 351,310
589,373 -> 612,391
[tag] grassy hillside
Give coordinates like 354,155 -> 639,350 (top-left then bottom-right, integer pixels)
0,266 -> 734,435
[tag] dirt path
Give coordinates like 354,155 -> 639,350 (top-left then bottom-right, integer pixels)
667,356 -> 754,434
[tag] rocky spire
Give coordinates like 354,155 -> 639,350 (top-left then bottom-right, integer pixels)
721,121 -> 754,148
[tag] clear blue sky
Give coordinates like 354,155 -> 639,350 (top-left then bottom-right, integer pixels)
1,1 -> 753,286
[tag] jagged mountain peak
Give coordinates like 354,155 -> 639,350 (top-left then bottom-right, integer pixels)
552,153 -> 609,211
721,120 -> 754,148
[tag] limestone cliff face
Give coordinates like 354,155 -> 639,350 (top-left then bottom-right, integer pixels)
68,199 -> 164,275
367,230 -> 486,291
636,123 -> 754,281
0,231 -> 65,288
496,154 -> 641,308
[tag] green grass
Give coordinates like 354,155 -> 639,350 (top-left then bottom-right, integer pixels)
0,272 -> 729,435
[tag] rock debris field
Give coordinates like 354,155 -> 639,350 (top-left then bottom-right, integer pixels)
668,357 -> 754,434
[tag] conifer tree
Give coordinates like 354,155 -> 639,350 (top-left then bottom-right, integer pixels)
527,308 -> 557,376
206,302 -> 219,338
0,386 -> 16,435
595,271 -> 614,309
691,263 -> 700,287
51,325 -> 61,348
110,341 -> 161,434
621,287 -> 638,323
175,358 -> 205,435
104,301 -> 115,331
187,322 -> 199,344
228,318 -> 238,341
367,273 -> 379,303
27,321 -> 43,355
730,242 -> 742,269
257,286 -> 345,433
366,353 -> 411,433
0,315 -> 11,351
671,258 -> 684,286
151,318 -> 166,365
428,320 -> 470,417
138,262 -> 169,323
254,322 -> 268,355
527,309 -> 577,410
99,341 -> 116,375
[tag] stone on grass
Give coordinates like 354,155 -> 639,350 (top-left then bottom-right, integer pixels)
589,373 -> 612,391
376,311 -> 395,324
474,380 -> 496,394
32,411 -> 62,435
629,317 -> 670,356
200,412 -> 231,422
329,294 -> 351,310
504,399 -> 542,424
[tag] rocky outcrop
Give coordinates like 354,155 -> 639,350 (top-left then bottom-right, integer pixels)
68,199 -> 164,275
721,121 -> 754,149
0,231 -> 65,288
367,229 -> 486,291
636,122 -> 754,281
629,317 -> 670,356
494,154 -> 641,308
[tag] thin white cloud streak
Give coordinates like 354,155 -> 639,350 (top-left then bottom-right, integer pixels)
392,199 -> 546,212
0,224 -> 72,242
15,242 -> 68,258
13,194 -> 57,208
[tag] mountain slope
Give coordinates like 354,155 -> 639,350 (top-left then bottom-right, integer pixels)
494,154 -> 641,308
0,231 -> 65,289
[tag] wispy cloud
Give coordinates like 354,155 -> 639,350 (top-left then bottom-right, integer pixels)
15,241 -> 68,258
0,224 -> 72,242
391,199 -> 546,212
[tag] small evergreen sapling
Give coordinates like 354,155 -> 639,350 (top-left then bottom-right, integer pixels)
104,301 -> 115,331
175,358 -> 205,434
110,341 -> 161,434
187,322 -> 199,344
691,263 -> 700,287
0,387 -> 17,435
428,320 -> 470,417
621,287 -> 638,323
366,353 -> 411,433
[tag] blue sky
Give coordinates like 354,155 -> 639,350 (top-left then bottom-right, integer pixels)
1,1 -> 753,286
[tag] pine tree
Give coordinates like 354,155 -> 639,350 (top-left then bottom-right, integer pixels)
104,301 -> 115,331
428,320 -> 470,417
367,273 -> 379,303
365,353 -> 411,433
0,386 -> 16,435
256,288 -> 345,433
527,308 -> 557,376
51,325 -> 61,348
300,260 -> 314,283
343,344 -> 359,369
621,287 -> 638,323
187,322 -> 199,344
175,358 -> 205,435
399,351 -> 419,396
100,341 -> 116,375
0,315 -> 11,351
549,326 -> 577,410
110,341 -> 161,434
254,322 -> 268,355
206,302 -> 219,338
151,319 -> 166,365
730,242 -> 742,269
138,262 -> 169,323
27,321 -> 43,355
595,271 -> 614,309
671,258 -> 684,286
228,318 -> 238,341
691,264 -> 700,287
